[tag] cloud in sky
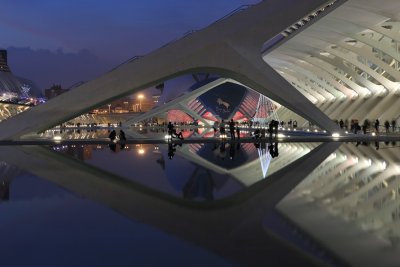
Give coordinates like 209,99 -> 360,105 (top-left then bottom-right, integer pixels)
2,0 -> 260,89
7,47 -> 111,90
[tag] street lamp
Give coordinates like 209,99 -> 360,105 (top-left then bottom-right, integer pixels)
138,94 -> 144,112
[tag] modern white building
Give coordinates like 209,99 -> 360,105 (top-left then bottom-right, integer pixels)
0,0 -> 399,139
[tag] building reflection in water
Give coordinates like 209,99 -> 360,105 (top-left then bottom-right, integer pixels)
278,142 -> 400,267
0,161 -> 25,201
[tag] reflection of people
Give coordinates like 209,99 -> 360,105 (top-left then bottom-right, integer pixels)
109,143 -> 117,152
375,141 -> 380,150
109,130 -> 117,141
0,181 -> 10,201
236,122 -> 240,139
119,130 -> 126,141
167,122 -> 184,139
229,142 -> 235,160
268,142 -> 279,157
168,143 -> 176,159
119,130 -> 126,149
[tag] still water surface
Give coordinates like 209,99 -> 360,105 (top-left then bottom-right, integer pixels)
0,141 -> 399,266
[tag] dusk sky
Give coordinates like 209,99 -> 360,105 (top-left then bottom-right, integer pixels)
1,0 -> 260,89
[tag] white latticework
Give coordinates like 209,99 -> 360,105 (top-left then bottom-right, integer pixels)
253,94 -> 280,127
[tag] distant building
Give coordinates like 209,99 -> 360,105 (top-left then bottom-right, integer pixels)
0,49 -> 42,99
44,84 -> 69,99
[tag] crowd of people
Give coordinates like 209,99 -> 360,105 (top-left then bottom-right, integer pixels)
336,118 -> 398,134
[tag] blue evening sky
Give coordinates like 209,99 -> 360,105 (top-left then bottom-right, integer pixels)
1,0 -> 260,63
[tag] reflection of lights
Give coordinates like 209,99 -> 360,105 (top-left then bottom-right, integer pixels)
53,136 -> 62,143
332,132 -> 340,138
138,94 -> 144,111
367,159 -> 372,166
277,133 -> 285,138
381,161 -> 387,170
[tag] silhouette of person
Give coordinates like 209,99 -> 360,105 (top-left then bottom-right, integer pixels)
235,122 -> 240,139
167,122 -> 184,139
384,120 -> 390,133
229,119 -> 235,139
167,121 -> 174,135
213,121 -> 218,135
375,119 -> 380,132
392,119 -> 396,133
220,120 -> 226,135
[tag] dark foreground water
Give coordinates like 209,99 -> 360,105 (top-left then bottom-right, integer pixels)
0,140 -> 399,267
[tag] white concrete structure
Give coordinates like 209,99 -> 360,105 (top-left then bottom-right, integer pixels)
1,0 -> 400,139
265,0 -> 400,127
0,0 -> 343,140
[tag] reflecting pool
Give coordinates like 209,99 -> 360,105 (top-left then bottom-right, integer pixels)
0,140 -> 399,266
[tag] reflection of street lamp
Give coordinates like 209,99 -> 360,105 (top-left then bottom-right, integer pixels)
138,94 -> 144,112
137,144 -> 145,155
108,104 -> 111,113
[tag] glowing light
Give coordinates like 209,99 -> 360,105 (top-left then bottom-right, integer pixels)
332,132 -> 340,138
371,132 -> 376,136
53,136 -> 62,141
277,133 -> 285,138
381,161 -> 387,170
138,149 -> 145,155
